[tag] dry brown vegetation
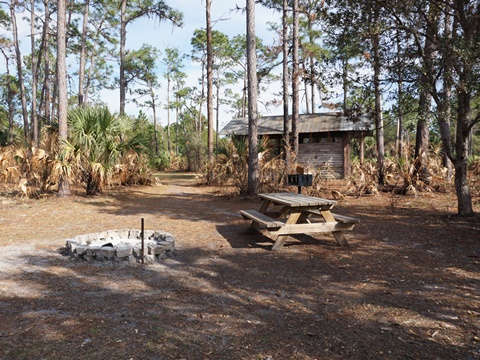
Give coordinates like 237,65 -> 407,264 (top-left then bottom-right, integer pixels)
0,172 -> 479,359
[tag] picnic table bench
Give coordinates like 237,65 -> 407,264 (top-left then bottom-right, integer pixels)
240,192 -> 359,250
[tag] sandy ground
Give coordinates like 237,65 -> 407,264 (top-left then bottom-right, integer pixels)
0,175 -> 479,359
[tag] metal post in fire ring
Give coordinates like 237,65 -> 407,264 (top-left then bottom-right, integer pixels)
141,218 -> 145,264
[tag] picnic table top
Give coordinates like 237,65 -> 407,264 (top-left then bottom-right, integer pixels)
259,192 -> 338,207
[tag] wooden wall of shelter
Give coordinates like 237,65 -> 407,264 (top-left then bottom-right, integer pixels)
256,132 -> 352,178
219,113 -> 374,179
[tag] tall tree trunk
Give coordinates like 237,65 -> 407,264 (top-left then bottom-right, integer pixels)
119,0 -> 127,115
31,0 -> 39,147
10,0 -> 30,140
310,61 -> 315,112
454,156 -> 473,216
84,53 -> 96,104
442,9 -> 453,181
7,75 -> 15,145
206,0 -> 214,184
303,64 -> 310,114
242,76 -> 247,117
432,1 -> 473,216
282,0 -> 290,167
43,0 -> 51,124
0,51 -> 15,145
246,0 -> 259,196
372,1 -> 385,186
452,0 -> 475,214
395,29 -> 404,159
198,64 -> 205,133
151,87 -> 159,156
415,88 -> 432,179
52,60 -> 58,121
307,13 -> 316,112
198,64 -> 205,170
38,21 -> 46,121
57,0 -> 71,197
415,4 -> 438,182
467,130 -> 473,157
167,74 -> 171,152
175,99 -> 179,155
291,0 -> 299,158
454,88 -> 473,215
78,0 -> 90,106
215,77 -> 220,154
342,57 -> 348,112
85,15 -> 108,104
396,80 -> 404,158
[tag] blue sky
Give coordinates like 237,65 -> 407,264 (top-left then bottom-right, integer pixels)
0,1 -> 284,130
117,1 -> 283,128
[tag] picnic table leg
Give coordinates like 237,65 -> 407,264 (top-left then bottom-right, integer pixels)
258,199 -> 271,214
271,210 -> 303,251
297,211 -> 310,224
249,200 -> 272,231
321,210 -> 350,246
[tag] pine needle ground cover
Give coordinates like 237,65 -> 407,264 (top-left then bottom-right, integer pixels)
0,175 -> 478,359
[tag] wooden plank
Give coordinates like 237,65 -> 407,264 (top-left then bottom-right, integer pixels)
260,192 -> 337,208
239,210 -> 284,229
251,199 -> 272,230
321,210 -> 350,246
264,205 -> 290,219
331,213 -> 360,224
269,222 -> 355,236
298,142 -> 344,177
271,210 -> 303,251
343,133 -> 351,177
258,199 -> 271,213
307,209 -> 360,224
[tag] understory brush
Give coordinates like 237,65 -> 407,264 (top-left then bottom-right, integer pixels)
211,138 -> 462,200
213,136 -> 286,194
0,106 -> 153,197
346,146 -> 454,198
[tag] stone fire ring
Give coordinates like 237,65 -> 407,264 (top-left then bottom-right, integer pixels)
65,229 -> 175,264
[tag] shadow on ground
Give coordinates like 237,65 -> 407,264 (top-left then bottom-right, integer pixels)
0,179 -> 479,359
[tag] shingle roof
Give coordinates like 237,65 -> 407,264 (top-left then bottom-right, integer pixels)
219,113 -> 374,136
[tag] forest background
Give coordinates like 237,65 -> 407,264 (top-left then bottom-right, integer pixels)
0,0 -> 479,216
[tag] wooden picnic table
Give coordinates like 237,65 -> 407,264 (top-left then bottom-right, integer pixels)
240,192 -> 359,250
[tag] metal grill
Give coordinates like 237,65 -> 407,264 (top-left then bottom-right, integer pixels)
287,174 -> 313,194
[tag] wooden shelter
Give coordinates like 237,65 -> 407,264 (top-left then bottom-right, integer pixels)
219,113 -> 374,178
